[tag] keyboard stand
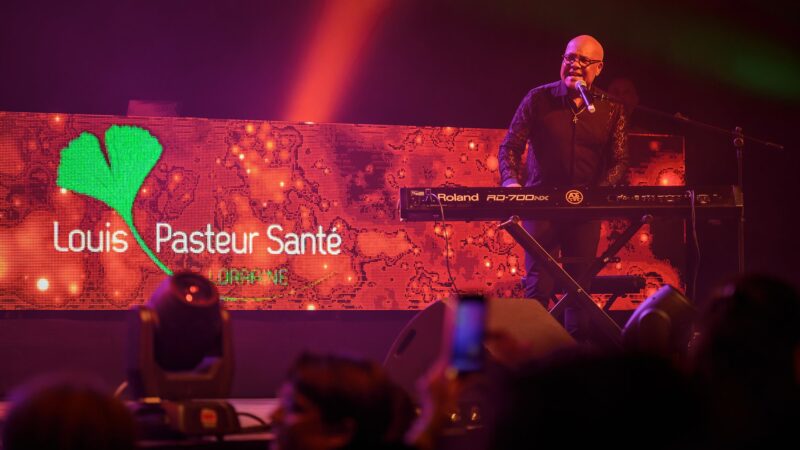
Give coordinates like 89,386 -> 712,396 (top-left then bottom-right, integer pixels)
577,215 -> 652,288
552,214 -> 652,318
498,215 -> 651,349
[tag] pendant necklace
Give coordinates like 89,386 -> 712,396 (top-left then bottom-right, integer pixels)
570,102 -> 586,124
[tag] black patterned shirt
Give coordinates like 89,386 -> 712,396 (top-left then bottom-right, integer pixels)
498,80 -> 628,187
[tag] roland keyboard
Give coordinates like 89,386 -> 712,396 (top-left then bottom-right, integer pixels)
399,185 -> 743,221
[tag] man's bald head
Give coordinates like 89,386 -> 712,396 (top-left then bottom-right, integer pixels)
561,35 -> 605,90
566,35 -> 604,60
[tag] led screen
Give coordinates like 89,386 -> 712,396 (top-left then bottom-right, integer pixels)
0,112 -> 684,309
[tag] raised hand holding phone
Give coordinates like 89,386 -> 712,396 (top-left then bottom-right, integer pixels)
448,293 -> 487,377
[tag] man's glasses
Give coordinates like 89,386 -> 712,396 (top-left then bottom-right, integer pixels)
562,53 -> 603,67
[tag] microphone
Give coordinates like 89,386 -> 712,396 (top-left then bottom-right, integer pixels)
575,80 -> 596,113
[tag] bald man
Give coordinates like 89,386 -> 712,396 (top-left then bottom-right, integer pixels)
498,35 -> 628,337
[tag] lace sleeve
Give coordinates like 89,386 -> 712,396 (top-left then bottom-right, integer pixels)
602,105 -> 629,186
498,90 -> 535,186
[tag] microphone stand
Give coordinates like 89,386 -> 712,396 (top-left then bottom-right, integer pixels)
596,91 -> 785,274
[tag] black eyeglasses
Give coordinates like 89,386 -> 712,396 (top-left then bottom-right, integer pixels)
562,53 -> 603,67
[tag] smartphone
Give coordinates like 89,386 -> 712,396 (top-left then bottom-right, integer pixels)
449,294 -> 487,374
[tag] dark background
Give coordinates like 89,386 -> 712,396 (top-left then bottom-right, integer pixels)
2,0 -> 797,289
1,0 -> 798,396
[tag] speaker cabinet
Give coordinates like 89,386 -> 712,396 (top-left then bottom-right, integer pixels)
383,298 -> 575,395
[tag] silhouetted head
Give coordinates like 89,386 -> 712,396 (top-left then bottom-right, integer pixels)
2,374 -> 137,450
270,352 -> 413,450
691,273 -> 800,384
608,77 -> 640,117
690,274 -> 800,448
492,348 -> 705,450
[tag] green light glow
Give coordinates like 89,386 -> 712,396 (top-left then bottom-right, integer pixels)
488,0 -> 800,100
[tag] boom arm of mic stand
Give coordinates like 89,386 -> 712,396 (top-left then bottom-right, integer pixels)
673,112 -> 783,150
597,92 -> 785,151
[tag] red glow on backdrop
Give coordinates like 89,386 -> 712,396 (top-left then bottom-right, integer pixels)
0,112 -> 685,310
284,0 -> 393,122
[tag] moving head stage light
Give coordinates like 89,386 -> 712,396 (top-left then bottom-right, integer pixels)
127,271 -> 241,438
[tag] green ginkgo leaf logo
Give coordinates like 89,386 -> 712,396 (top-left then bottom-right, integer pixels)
57,125 -> 172,275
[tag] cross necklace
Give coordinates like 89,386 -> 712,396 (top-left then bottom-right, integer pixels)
568,99 -> 586,124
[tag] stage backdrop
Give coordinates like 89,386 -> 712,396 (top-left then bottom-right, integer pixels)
0,112 -> 685,310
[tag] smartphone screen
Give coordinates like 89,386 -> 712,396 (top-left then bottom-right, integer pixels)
450,294 -> 487,373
